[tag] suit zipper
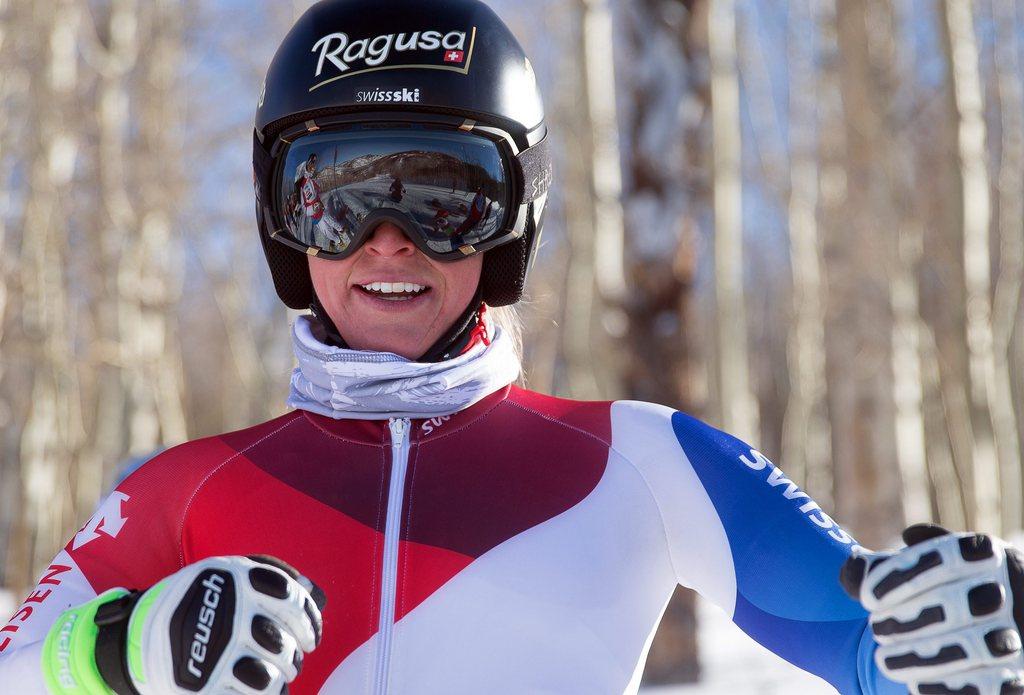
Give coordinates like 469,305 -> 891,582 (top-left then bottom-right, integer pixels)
374,417 -> 411,695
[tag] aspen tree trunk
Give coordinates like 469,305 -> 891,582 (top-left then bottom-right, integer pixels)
559,2 -> 601,401
582,0 -> 627,312
922,327 -> 971,527
815,0 -> 847,516
584,0 -> 628,399
77,0 -> 140,515
887,0 -> 931,525
1015,321 -> 1024,475
782,0 -> 833,504
828,0 -> 903,547
890,221 -> 933,524
615,0 -> 704,683
940,0 -> 1000,533
990,0 -> 1024,532
737,3 -> 787,201
122,0 -> 188,455
0,0 -> 24,577
202,242 -> 274,431
708,0 -> 758,443
735,5 -> 791,458
14,0 -> 86,585
0,0 -> 13,389
918,68 -> 975,536
559,0 -> 624,401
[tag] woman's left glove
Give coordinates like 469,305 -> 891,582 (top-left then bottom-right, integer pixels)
41,555 -> 325,695
840,523 -> 1024,694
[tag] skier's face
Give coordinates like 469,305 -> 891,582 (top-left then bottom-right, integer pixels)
308,221 -> 483,359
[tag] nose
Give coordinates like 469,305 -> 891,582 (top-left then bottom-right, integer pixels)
363,221 -> 416,258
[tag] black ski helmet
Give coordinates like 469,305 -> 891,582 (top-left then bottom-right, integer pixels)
253,0 -> 551,309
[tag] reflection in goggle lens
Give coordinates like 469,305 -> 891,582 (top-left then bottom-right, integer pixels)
277,127 -> 509,257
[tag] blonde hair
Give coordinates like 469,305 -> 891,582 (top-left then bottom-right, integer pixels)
489,304 -> 523,364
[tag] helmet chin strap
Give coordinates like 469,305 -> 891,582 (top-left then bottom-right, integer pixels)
309,286 -> 485,363
307,293 -> 348,348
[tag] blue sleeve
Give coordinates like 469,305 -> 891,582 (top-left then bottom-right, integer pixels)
670,412 -> 904,695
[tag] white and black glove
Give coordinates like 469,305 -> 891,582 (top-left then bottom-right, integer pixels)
88,555 -> 325,695
840,524 -> 1024,695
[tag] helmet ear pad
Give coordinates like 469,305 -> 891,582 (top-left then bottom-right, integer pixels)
481,234 -> 527,307
479,193 -> 544,307
481,196 -> 545,307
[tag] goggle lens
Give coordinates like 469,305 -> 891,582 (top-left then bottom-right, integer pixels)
274,126 -> 512,259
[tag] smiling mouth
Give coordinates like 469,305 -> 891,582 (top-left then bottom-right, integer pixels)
356,281 -> 430,302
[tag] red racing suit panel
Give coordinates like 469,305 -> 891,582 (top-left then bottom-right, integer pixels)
0,419 -> 292,683
0,385 -> 896,694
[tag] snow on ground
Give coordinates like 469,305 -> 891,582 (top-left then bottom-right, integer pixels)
641,596 -> 838,695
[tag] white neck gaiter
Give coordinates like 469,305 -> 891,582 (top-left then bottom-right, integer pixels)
286,314 -> 521,420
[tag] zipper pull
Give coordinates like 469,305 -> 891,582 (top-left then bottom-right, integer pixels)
389,418 -> 407,439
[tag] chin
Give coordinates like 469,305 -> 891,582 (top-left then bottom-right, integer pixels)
349,333 -> 426,359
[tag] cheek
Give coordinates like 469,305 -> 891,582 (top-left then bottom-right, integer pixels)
308,258 -> 353,309
439,255 -> 484,307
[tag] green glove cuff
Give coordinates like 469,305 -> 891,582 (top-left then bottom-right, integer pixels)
125,580 -> 168,686
42,588 -> 129,695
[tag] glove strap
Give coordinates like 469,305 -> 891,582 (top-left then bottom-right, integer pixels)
42,589 -> 129,695
94,591 -> 144,695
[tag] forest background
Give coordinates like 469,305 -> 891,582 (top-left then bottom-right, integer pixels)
1,0 -> 1022,689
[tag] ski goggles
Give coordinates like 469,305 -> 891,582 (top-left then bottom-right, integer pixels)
259,115 -> 551,261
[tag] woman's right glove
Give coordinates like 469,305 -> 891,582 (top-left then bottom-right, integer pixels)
42,555 -> 325,695
840,524 -> 1024,695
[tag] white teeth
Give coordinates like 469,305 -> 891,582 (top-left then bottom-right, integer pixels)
360,282 -> 427,294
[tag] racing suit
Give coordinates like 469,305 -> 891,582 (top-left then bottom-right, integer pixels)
0,345 -> 902,694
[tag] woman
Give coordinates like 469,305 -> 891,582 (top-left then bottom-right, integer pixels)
2,1 -> 1022,694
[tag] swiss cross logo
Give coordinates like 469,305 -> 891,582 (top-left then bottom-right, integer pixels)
72,491 -> 130,550
444,49 -> 465,63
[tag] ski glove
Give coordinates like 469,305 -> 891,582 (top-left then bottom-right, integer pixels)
42,555 -> 325,695
840,524 -> 1024,695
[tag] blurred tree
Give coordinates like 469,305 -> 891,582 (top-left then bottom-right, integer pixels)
8,0 -> 86,589
616,0 -> 705,684
901,2 -> 972,529
939,0 -> 1000,533
989,0 -> 1024,532
78,0 -> 135,529
2,0 -> 191,593
782,0 -> 833,506
826,0 -> 904,547
0,0 -> 31,586
557,0 -> 625,402
120,0 -> 188,460
179,0 -> 297,438
887,0 -> 932,526
708,0 -> 758,445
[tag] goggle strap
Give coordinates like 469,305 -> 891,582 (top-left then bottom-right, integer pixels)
516,136 -> 552,203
